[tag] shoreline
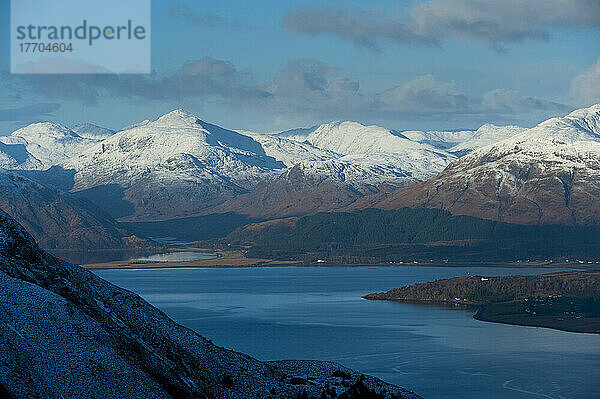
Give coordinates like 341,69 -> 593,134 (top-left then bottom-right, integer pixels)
363,270 -> 600,335
83,259 -> 578,270
473,307 -> 600,335
365,296 -> 600,334
82,249 -> 302,269
75,242 -> 600,270
83,253 -> 585,270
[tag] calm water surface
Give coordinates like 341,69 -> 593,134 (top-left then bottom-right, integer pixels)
95,266 -> 600,399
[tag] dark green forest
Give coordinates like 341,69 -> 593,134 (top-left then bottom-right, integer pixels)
364,271 -> 600,304
234,208 -> 600,263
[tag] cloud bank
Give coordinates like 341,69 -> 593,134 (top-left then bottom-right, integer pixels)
283,0 -> 600,51
0,103 -> 60,123
10,56 -> 572,128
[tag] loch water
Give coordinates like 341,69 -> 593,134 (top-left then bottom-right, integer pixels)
96,266 -> 600,399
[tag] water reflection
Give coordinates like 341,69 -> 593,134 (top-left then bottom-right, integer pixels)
133,251 -> 218,262
48,248 -> 217,264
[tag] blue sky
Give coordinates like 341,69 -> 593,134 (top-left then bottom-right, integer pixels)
1,0 -> 599,134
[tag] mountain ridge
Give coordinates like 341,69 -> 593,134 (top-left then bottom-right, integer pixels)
376,104 -> 600,225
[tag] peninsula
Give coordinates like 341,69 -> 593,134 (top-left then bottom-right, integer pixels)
364,271 -> 600,334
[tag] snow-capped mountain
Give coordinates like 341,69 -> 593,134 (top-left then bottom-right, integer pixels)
252,121 -> 457,181
239,128 -> 422,184
307,121 -> 445,153
448,123 -> 527,155
0,123 -> 99,170
63,110 -> 286,220
402,129 -> 476,150
214,120 -> 458,218
241,131 -> 339,167
3,112 -> 459,225
302,121 -> 456,180
71,123 -> 115,140
378,104 -> 600,225
0,109 -> 557,226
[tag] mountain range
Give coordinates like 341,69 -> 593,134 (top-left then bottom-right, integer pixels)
1,104 -> 599,252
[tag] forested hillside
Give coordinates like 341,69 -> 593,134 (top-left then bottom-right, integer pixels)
232,208 -> 600,263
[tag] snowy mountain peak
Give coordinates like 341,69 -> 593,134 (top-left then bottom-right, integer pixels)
305,120 -> 449,158
11,122 -> 81,141
0,122 -> 100,170
62,114 -> 286,219
537,103 -> 600,137
565,103 -> 600,119
382,105 -> 600,226
154,109 -> 201,127
486,103 -> 600,148
457,104 -> 600,164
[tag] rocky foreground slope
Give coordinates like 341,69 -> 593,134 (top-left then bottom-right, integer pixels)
0,210 -> 419,399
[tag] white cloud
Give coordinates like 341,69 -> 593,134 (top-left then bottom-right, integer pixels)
570,57 -> 600,106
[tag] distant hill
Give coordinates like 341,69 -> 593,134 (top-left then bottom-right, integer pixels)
0,170 -> 154,252
0,122 -> 100,170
